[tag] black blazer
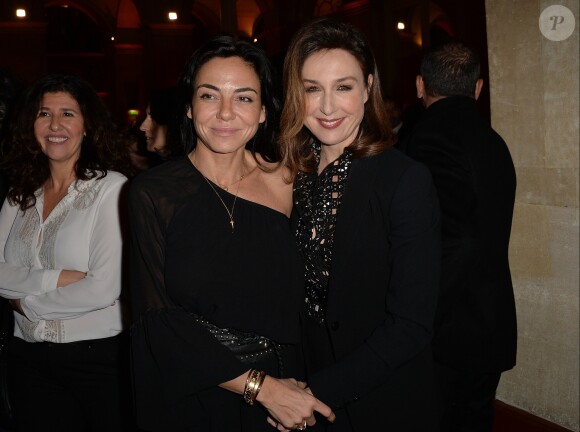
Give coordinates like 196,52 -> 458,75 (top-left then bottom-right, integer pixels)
293,147 -> 441,431
401,96 -> 517,373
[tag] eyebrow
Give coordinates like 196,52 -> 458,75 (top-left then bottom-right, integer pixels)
38,106 -> 80,113
196,83 -> 258,94
302,76 -> 358,84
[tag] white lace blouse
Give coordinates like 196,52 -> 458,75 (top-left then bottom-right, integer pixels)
0,171 -> 127,343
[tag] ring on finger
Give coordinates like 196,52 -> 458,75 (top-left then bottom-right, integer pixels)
296,421 -> 307,430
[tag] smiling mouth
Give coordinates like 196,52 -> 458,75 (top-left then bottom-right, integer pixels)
317,118 -> 344,129
212,128 -> 238,136
47,136 -> 68,143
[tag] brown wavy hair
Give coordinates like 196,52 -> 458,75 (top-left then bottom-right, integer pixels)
1,73 -> 134,211
279,18 -> 394,178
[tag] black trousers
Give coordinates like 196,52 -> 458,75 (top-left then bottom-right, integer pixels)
435,362 -> 502,432
7,333 -> 134,432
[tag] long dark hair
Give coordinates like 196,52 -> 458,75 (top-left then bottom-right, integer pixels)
1,73 -> 133,211
175,34 -> 282,162
279,18 -> 393,177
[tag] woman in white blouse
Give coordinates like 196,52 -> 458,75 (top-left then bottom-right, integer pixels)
0,74 -> 134,431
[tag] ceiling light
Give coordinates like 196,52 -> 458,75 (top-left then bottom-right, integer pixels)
168,12 -> 178,21
16,9 -> 26,18
397,22 -> 405,30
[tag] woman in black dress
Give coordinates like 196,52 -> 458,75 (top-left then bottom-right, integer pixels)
129,35 -> 334,432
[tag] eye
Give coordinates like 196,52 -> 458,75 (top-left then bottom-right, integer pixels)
337,85 -> 353,91
63,111 -> 74,117
37,111 -> 50,118
304,85 -> 319,93
237,96 -> 254,103
199,93 -> 216,100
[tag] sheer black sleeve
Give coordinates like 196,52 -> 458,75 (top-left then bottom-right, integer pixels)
128,162 -> 248,415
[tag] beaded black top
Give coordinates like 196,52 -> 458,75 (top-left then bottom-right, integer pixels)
294,143 -> 353,324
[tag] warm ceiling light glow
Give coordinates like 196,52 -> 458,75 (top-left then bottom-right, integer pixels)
168,12 -> 178,21
253,38 -> 258,43
111,36 -> 115,41
16,9 -> 26,18
397,22 -> 405,30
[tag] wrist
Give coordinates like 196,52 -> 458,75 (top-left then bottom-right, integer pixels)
254,375 -> 272,405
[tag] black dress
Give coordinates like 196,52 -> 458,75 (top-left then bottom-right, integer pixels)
129,157 -> 304,432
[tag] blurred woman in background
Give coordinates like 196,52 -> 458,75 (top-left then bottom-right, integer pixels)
139,86 -> 183,161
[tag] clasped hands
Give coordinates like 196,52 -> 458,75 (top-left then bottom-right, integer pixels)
257,376 -> 335,431
9,269 -> 86,316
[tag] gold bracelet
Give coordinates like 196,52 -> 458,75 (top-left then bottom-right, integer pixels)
243,369 -> 258,404
252,370 -> 266,404
243,369 -> 266,405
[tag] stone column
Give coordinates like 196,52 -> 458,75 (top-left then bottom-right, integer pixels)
486,1 -> 579,430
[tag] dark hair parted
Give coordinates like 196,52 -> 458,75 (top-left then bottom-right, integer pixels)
175,34 -> 282,162
1,73 -> 133,211
279,18 -> 393,178
420,41 -> 480,98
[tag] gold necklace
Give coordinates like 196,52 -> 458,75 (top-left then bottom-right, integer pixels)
202,175 -> 242,232
190,150 -> 250,232
217,175 -> 244,192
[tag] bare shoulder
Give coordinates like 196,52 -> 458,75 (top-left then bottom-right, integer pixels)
244,154 -> 293,217
255,154 -> 293,188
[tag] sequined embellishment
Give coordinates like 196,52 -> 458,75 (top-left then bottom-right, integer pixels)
294,142 -> 352,324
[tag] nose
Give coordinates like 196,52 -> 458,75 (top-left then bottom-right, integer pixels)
49,117 -> 60,131
139,118 -> 148,132
320,92 -> 336,116
217,99 -> 235,121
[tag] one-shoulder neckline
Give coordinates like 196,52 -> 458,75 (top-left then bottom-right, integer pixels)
186,157 -> 289,220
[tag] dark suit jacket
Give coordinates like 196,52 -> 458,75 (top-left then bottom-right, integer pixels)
293,147 -> 441,431
401,96 -> 517,373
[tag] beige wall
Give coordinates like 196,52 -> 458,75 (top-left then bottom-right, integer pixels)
486,1 -> 579,430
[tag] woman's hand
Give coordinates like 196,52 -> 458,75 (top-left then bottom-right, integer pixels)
257,376 -> 335,430
57,270 -> 86,287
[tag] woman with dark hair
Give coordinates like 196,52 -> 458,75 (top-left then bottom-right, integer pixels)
174,35 -> 281,162
279,18 -> 441,431
0,73 -> 134,431
139,86 -> 183,159
129,35 -> 334,432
